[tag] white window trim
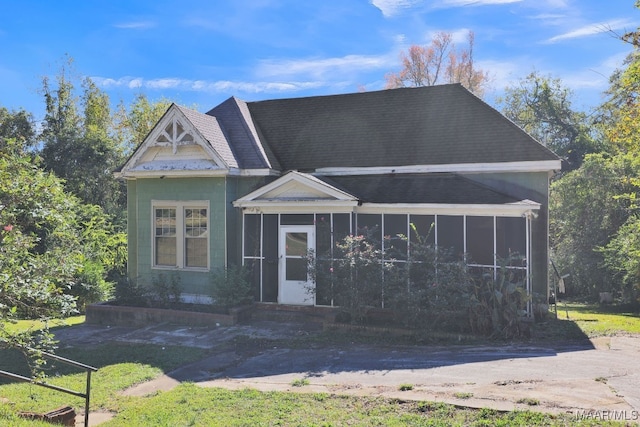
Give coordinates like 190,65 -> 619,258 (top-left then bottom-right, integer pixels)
152,200 -> 210,271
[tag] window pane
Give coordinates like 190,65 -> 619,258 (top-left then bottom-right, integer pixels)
286,232 -> 308,256
186,238 -> 207,268
185,208 -> 207,236
155,208 -> 176,236
185,208 -> 207,268
286,258 -> 307,281
155,208 -> 176,266
156,236 -> 176,266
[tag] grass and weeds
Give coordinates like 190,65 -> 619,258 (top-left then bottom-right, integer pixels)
537,302 -> 640,339
0,383 -> 626,426
556,302 -> 640,336
454,391 -> 474,399
290,378 -> 310,387
2,315 -> 86,334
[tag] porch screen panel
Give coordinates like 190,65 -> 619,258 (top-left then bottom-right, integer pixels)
155,208 -> 177,266
244,214 -> 262,300
315,214 -> 332,306
409,215 -> 435,246
384,214 -> 408,260
437,215 -> 464,260
357,214 -> 382,249
332,213 -> 351,242
281,214 -> 314,225
496,217 -> 526,266
466,216 -> 494,266
244,214 -> 261,258
262,214 -> 278,302
409,215 -> 436,287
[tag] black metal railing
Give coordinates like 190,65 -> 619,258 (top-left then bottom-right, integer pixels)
0,348 -> 98,427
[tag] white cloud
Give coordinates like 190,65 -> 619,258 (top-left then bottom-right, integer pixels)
425,28 -> 471,44
546,18 -> 635,43
370,0 -> 423,17
257,53 -> 394,80
91,76 -> 331,95
113,21 -> 156,29
441,0 -> 522,6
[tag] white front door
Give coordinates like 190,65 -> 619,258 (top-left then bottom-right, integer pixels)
279,225 -> 315,305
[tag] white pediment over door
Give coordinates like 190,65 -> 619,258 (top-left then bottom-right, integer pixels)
233,171 -> 359,209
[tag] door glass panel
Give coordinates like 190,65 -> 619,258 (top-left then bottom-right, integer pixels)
286,232 -> 308,256
286,258 -> 308,281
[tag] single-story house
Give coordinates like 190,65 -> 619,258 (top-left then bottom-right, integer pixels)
117,84 -> 561,313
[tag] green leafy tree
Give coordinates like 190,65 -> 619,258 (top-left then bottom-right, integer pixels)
0,142 -> 79,374
600,215 -> 640,305
550,153 -> 640,296
0,107 -> 36,154
113,93 -> 172,155
498,71 -> 601,170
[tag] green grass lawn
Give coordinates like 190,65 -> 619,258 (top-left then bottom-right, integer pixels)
2,315 -> 86,334
550,302 -> 640,337
1,306 -> 638,426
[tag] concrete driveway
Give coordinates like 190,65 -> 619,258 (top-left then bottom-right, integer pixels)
55,320 -> 640,425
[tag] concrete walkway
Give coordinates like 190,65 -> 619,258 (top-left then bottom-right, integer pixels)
53,322 -> 640,426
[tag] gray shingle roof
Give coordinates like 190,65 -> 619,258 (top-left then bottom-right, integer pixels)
318,173 -> 522,204
242,84 -> 558,171
206,98 -> 274,169
175,104 -> 238,168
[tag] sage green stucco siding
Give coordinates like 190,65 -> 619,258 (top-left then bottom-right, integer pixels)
127,177 -> 227,296
127,180 -> 138,280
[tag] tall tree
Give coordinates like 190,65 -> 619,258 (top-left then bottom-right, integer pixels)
498,71 -> 601,170
113,93 -> 172,155
550,153 -> 638,297
39,58 -> 125,217
385,31 -> 490,98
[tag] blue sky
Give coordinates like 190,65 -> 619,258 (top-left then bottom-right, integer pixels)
1,0 -> 638,122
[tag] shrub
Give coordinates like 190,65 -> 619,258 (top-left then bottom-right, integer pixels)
211,264 -> 253,308
467,260 -> 529,339
69,259 -> 114,312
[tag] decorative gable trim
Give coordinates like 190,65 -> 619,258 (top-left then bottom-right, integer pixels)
117,104 -> 231,179
233,171 -> 359,210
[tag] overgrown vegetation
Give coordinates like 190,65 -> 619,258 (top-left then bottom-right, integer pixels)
309,229 -> 529,339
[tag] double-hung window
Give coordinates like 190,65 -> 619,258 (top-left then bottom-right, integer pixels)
153,201 -> 209,269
